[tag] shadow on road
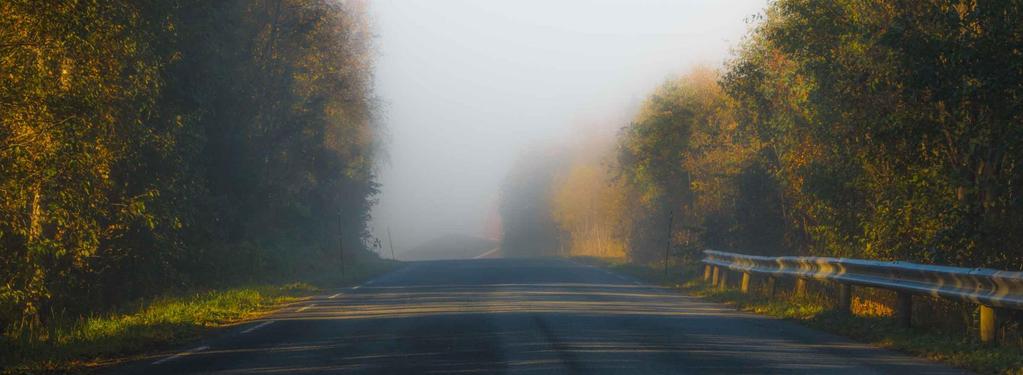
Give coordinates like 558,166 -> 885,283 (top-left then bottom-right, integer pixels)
125,259 -> 966,374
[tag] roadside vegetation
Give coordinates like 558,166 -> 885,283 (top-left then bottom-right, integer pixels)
2,0 -> 383,372
2,258 -> 397,374
500,1 -> 1023,371
502,0 -> 1023,269
4,283 -> 310,374
694,287 -> 1023,375
577,257 -> 1023,374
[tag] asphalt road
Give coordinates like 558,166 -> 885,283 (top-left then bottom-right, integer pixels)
116,258 -> 966,374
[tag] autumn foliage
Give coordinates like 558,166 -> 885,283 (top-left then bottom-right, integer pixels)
501,0 -> 1023,272
1,0 -> 378,332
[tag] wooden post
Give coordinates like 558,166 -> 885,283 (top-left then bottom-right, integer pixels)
338,211 -> 346,279
663,211 -> 673,280
795,278 -> 807,297
718,270 -> 729,290
704,265 -> 712,282
766,276 -> 777,297
980,305 -> 999,344
740,272 -> 752,294
895,292 -> 912,328
837,283 -> 852,314
711,266 -> 720,287
387,227 -> 396,260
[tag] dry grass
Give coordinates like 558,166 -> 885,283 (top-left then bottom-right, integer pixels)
576,256 -> 1023,375
1,259 -> 399,374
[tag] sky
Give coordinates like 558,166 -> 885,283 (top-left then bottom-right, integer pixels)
368,0 -> 769,254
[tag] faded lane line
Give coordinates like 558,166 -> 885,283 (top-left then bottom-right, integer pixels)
152,345 -> 209,365
365,280 -> 375,285
602,269 -> 627,280
297,304 -> 315,312
473,247 -> 500,259
329,292 -> 343,299
241,320 -> 275,334
352,285 -> 361,290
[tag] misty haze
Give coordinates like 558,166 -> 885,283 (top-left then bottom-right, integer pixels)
3,1 -> 1023,374
371,0 -> 762,258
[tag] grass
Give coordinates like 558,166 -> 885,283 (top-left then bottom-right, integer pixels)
575,256 -> 1023,375
1,258 -> 400,374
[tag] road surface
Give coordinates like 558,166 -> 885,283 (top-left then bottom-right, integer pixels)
116,258 -> 965,374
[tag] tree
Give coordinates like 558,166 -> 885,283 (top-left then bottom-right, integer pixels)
550,135 -> 631,259
725,0 -> 1023,268
0,0 -> 380,330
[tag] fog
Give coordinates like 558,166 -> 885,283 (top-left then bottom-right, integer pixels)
369,0 -> 768,255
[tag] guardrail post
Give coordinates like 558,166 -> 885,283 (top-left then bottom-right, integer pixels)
837,283 -> 852,314
704,265 -> 712,282
980,305 -> 999,344
701,249 -> 1023,337
895,292 -> 912,328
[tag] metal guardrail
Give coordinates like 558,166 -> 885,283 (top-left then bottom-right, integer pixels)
700,249 -> 1022,343
702,249 -> 1023,309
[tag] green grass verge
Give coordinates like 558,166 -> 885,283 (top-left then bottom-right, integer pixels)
574,256 -> 1023,375
2,258 -> 401,374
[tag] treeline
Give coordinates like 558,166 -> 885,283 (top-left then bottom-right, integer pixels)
1,0 -> 378,330
500,0 -> 1023,270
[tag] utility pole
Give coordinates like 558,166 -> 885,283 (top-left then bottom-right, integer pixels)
338,210 -> 346,279
387,226 -> 396,260
663,210 -> 673,281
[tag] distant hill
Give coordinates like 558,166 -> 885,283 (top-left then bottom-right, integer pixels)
400,234 -> 499,260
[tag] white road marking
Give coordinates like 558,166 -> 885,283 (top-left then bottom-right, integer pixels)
473,247 -> 500,259
365,280 -> 375,285
152,345 -> 209,365
297,304 -> 315,312
329,292 -> 343,299
352,285 -> 361,290
241,320 -> 275,334
602,270 -> 623,279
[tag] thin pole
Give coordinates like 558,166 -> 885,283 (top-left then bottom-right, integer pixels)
387,227 -> 396,260
663,210 -> 673,280
338,211 -> 346,279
